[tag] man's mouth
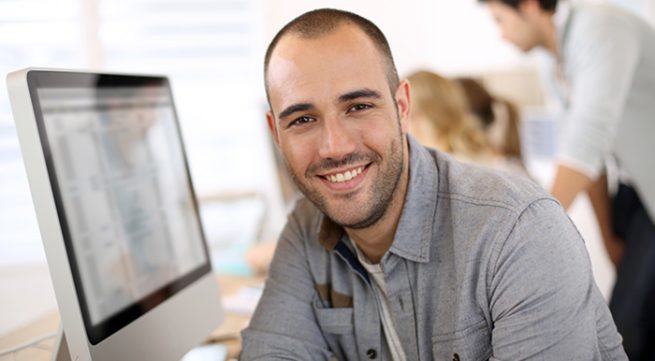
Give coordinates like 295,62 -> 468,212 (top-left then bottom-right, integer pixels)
325,166 -> 363,183
317,164 -> 370,184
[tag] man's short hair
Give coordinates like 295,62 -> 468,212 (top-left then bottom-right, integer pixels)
263,8 -> 400,106
477,0 -> 558,12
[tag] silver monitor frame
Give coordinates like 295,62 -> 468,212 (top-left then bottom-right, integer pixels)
7,68 -> 223,361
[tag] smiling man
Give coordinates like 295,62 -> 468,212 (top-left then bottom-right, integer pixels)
240,8 -> 627,360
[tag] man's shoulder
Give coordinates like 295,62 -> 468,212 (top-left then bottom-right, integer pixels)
431,150 -> 552,215
570,2 -> 647,35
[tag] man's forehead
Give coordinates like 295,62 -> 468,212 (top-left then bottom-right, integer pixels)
268,24 -> 382,77
266,25 -> 388,98
274,22 -> 369,54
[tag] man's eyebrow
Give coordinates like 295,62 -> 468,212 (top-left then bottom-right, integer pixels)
338,89 -> 382,103
279,103 -> 314,120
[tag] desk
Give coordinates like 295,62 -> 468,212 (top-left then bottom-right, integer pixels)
210,274 -> 264,357
0,274 -> 263,361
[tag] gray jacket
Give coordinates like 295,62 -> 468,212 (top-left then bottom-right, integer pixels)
241,138 -> 626,360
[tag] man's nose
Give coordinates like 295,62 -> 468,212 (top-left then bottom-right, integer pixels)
317,116 -> 357,161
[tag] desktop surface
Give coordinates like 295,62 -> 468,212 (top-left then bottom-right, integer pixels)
0,273 -> 260,361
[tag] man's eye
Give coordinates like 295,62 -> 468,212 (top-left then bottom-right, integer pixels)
289,116 -> 315,128
348,103 -> 372,113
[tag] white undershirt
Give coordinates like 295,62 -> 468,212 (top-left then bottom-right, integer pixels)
352,242 -> 407,361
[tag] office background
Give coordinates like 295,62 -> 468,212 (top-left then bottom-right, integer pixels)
1,0 -> 654,338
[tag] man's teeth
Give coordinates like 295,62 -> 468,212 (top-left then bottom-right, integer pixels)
328,167 -> 363,183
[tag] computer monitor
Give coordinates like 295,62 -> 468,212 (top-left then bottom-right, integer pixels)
6,68 -> 223,361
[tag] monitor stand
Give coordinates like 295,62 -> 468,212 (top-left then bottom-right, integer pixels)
51,326 -> 70,361
50,325 -> 227,361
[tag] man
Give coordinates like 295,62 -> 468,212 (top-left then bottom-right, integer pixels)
480,0 -> 655,358
241,8 -> 627,360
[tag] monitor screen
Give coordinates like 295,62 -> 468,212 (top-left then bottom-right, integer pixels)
26,71 -> 211,344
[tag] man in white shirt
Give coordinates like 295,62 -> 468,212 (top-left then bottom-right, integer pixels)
480,0 -> 655,359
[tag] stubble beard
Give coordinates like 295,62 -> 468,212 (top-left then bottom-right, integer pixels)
285,121 -> 405,230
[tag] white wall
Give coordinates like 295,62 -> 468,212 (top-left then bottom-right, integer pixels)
262,0 -> 534,78
6,0 -> 653,338
0,264 -> 56,337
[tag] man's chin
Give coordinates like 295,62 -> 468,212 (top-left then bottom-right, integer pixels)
321,206 -> 365,228
324,210 -> 361,227
324,206 -> 386,230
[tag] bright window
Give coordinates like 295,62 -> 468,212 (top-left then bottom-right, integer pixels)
0,0 -> 286,268
0,0 -> 85,264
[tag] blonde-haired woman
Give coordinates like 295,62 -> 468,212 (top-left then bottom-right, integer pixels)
407,70 -> 529,177
454,76 -> 524,167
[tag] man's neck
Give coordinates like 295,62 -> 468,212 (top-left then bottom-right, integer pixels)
344,141 -> 410,264
541,11 -> 559,55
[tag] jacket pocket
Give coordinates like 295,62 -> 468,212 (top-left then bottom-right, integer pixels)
432,320 -> 492,361
314,305 -> 354,335
311,296 -> 358,361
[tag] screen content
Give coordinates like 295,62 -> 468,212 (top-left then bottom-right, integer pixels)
37,86 -> 207,326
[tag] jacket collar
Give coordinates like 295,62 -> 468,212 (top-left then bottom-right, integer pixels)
318,136 -> 439,263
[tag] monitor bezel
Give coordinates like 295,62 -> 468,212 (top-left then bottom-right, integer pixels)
25,70 -> 213,345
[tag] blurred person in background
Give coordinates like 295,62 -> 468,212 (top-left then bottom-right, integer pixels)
407,70 -> 529,178
454,76 -> 524,168
480,0 -> 655,358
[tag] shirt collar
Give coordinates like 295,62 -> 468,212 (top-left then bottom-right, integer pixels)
318,135 -> 439,263
388,136 -> 438,262
318,215 -> 342,250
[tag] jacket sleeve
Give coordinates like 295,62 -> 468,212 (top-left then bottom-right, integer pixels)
240,212 -> 335,360
487,198 -> 627,360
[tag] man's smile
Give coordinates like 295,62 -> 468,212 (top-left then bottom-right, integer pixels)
316,164 -> 371,191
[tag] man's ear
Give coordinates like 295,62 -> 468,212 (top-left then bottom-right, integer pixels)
395,79 -> 412,134
266,111 -> 280,146
519,0 -> 542,16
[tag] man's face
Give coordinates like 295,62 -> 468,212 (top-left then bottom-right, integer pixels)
487,0 -> 542,52
266,24 -> 410,229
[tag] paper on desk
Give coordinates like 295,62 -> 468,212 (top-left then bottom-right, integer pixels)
181,344 -> 227,361
221,285 -> 263,315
